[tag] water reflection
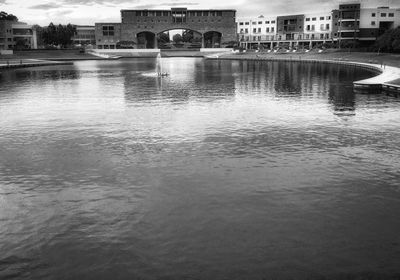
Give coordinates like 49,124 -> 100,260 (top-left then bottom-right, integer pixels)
1,58 -> 400,280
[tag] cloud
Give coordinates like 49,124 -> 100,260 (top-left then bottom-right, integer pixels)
29,3 -> 60,10
61,0 -> 136,5
0,0 -> 7,3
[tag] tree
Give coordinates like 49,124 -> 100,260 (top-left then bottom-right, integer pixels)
0,11 -> 18,21
15,38 -> 27,50
158,32 -> 170,43
172,33 -> 182,44
42,23 -> 76,48
375,27 -> 400,53
182,30 -> 193,43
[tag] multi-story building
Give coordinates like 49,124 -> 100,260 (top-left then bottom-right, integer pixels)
238,12 -> 332,50
72,25 -> 96,47
237,16 -> 276,49
303,13 -> 332,41
95,8 -> 237,49
0,20 -> 37,50
358,7 -> 400,44
332,3 -> 361,44
237,2 -> 400,50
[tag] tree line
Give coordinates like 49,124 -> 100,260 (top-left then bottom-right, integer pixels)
39,23 -> 76,48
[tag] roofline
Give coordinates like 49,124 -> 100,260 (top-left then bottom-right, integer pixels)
120,9 -> 237,12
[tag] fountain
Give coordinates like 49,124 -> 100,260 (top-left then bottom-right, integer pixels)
156,53 -> 169,77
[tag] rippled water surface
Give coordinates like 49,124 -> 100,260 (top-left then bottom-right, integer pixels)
1,58 -> 400,279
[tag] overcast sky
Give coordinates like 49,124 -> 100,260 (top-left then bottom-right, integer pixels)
1,0 -> 398,25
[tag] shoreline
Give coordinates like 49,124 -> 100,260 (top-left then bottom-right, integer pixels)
1,50 -> 400,92
0,59 -> 73,70
210,51 -> 400,92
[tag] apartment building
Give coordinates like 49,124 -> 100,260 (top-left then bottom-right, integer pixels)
238,12 -> 331,49
303,13 -> 332,41
237,2 -> 400,49
237,15 -> 276,47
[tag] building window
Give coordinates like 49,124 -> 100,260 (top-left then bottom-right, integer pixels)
258,21 -> 262,24
252,22 -> 256,25
389,13 -> 394,17
320,16 -> 324,20
258,28 -> 261,33
239,22 -> 244,25
312,17 -> 316,21
245,28 -> 248,33
306,18 -> 310,21
381,13 -> 386,17
203,11 -> 209,16
265,21 -> 269,24
320,24 -> 324,30
327,16 -> 331,20
312,25 -> 315,31
245,22 -> 249,25
102,26 -> 114,36
253,28 -> 256,33
271,20 -> 275,24
326,24 -> 330,30
307,25 -> 310,31
371,21 -> 376,25
258,36 -> 261,41
266,27 -> 270,32
371,12 -> 376,17
156,11 -> 162,16
271,27 -> 274,32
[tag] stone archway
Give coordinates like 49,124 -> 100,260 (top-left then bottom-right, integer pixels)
156,28 -> 202,49
137,31 -> 156,49
203,31 -> 222,48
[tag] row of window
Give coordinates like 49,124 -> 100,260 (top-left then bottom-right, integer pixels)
97,44 -> 116,49
240,33 -> 331,41
306,24 -> 330,31
239,24 -> 330,34
306,16 -> 331,21
239,20 -> 276,25
134,11 -> 223,17
371,12 -> 395,17
240,27 -> 276,33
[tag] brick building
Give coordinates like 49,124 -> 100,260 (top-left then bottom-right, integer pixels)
95,8 -> 236,49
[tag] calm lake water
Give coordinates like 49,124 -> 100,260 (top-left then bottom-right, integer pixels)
1,58 -> 400,279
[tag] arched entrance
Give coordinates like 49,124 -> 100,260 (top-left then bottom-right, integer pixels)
137,32 -> 156,49
203,31 -> 222,48
157,29 -> 202,49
